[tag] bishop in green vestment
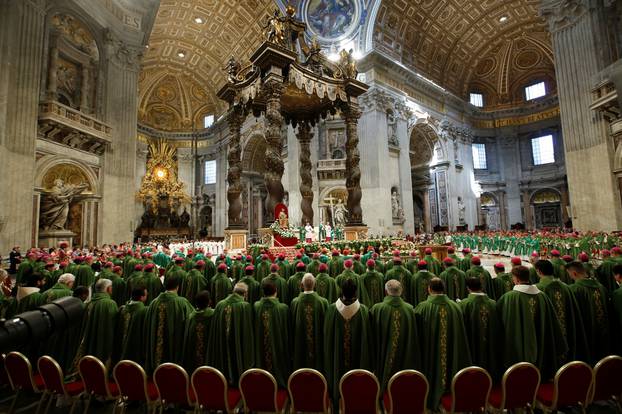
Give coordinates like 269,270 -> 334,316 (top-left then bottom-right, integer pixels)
323,279 -> 372,404
315,263 -> 338,303
465,257 -> 495,299
371,280 -> 420,391
439,258 -> 466,300
422,248 -> 442,275
458,248 -> 472,272
117,288 -> 148,365
255,254 -> 272,282
497,266 -> 568,380
144,276 -> 195,373
239,265 -> 261,305
72,279 -> 119,368
286,262 -> 307,305
203,253 -> 216,283
566,261 -> 610,364
42,273 -> 74,303
207,282 -> 255,386
263,265 -> 289,304
492,263 -> 513,300
415,278 -> 471,409
335,259 -> 361,299
360,259 -> 385,307
460,277 -> 500,379
15,273 -> 45,314
411,261 -> 435,306
183,261 -> 208,305
384,258 -> 414,304
595,250 -> 617,292
328,252 -> 344,278
352,254 -> 366,275
254,279 -> 291,387
183,291 -> 214,372
291,274 -> 329,371
74,257 -> 95,289
211,263 -> 233,306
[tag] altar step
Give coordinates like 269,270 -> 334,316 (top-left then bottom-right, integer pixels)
267,246 -> 300,261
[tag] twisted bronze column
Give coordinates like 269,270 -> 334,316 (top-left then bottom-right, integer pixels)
344,104 -> 364,225
263,82 -> 285,220
297,121 -> 314,224
226,108 -> 243,228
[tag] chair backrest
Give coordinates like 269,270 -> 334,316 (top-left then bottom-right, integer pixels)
153,363 -> 192,406
339,369 -> 380,414
0,354 -> 10,387
37,356 -> 66,396
192,366 -> 231,412
5,352 -> 38,391
288,368 -> 329,413
386,370 -> 428,414
113,360 -> 153,402
239,369 -> 279,412
78,356 -> 113,399
592,355 -> 622,402
501,362 -> 540,409
554,361 -> 593,408
450,366 -> 492,412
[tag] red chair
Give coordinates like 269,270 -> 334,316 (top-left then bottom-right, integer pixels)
441,366 -> 492,413
488,362 -> 540,413
536,361 -> 593,413
4,351 -> 44,414
78,355 -> 120,412
113,360 -> 159,414
191,366 -> 241,414
37,356 -> 84,414
591,355 -> 622,408
383,370 -> 428,414
339,369 -> 380,414
239,368 -> 288,414
288,368 -> 330,413
0,353 -> 10,388
153,363 -> 195,411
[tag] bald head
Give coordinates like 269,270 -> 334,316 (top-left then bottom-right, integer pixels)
385,279 -> 402,297
302,273 -> 315,291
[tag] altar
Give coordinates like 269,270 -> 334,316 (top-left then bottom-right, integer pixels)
259,203 -> 299,247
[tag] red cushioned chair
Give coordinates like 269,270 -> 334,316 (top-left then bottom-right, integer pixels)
4,351 -> 44,414
441,366 -> 492,413
113,360 -> 159,414
0,353 -> 10,389
536,361 -> 593,413
191,366 -> 240,414
488,362 -> 540,413
591,355 -> 622,409
239,368 -> 288,414
153,363 -> 195,412
339,369 -> 380,414
383,370 -> 428,414
37,356 -> 84,414
288,368 -> 331,413
78,355 -> 120,412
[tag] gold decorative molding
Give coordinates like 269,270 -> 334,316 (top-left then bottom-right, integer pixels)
471,106 -> 560,129
42,163 -> 93,193
137,133 -> 210,148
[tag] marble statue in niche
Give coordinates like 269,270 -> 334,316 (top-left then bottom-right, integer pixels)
391,187 -> 405,223
387,109 -> 399,146
334,199 -> 348,226
40,179 -> 88,231
457,196 -> 466,225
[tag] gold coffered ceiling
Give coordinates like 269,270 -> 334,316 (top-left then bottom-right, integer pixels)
139,0 -> 277,130
373,0 -> 554,103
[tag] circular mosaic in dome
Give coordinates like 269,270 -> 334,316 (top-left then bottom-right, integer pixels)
515,49 -> 540,69
476,57 -> 497,77
304,0 -> 360,42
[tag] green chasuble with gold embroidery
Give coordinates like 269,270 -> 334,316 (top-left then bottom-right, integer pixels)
359,269 -> 385,307
423,254 -> 442,276
415,294 -> 471,409
134,272 -> 162,306
262,273 -> 288,304
183,269 -> 208,305
328,256 -> 344,278
465,266 -> 496,299
16,289 -> 44,314
74,264 -> 95,289
110,274 -> 127,307
569,278 -> 610,364
459,293 -> 500,379
117,301 -> 147,365
183,307 -> 214,372
291,291 -> 328,371
493,272 -> 514,300
203,259 -> 216,284
144,291 -> 194,373
286,271 -> 306,305
384,265 -> 414,304
439,266 -> 467,300
411,270 -> 434,307
210,272 -> 233,307
253,297 -> 291,387
323,300 -> 372,404
596,258 -> 617,293
536,276 -> 589,363
335,269 -> 360,298
315,272 -> 338,303
73,292 -> 118,367
239,275 -> 261,305
207,293 -> 255,386
254,259 -> 272,282
497,286 -> 568,380
42,283 -> 72,303
371,296 -> 420,391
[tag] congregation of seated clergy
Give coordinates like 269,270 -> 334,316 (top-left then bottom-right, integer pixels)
4,239 -> 622,413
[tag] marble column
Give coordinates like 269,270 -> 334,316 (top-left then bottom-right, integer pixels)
343,104 -> 364,225
297,121 -> 314,224
498,191 -> 508,230
423,189 -> 432,233
522,190 -> 533,229
542,0 -> 622,230
560,184 -> 570,224
263,81 -> 285,220
0,0 -> 46,253
226,108 -> 243,228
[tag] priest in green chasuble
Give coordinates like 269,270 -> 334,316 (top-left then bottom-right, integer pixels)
291,274 -> 329,371
335,259 -> 360,298
263,264 -> 289,303
411,260 -> 435,306
465,256 -> 495,299
117,288 -> 148,365
286,262 -> 307,305
492,262 -> 513,300
360,259 -> 385,307
254,279 -> 291,387
183,260 -> 208,305
384,257 -> 414,304
497,266 -> 568,380
439,257 -> 466,300
207,282 -> 255,386
323,278 -> 372,405
370,280 -> 420,391
16,272 -> 45,314
42,272 -> 74,303
239,265 -> 261,305
422,247 -> 442,275
144,276 -> 195,374
315,263 -> 338,303
415,278 -> 471,409
135,263 -> 162,306
211,263 -> 233,306
183,290 -> 214,372
328,251 -> 344,278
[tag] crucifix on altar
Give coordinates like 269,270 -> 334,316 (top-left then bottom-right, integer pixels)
217,5 -> 369,249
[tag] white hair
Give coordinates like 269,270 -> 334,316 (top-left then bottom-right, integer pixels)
233,282 -> 248,295
95,278 -> 112,293
58,273 -> 75,286
385,279 -> 402,297
302,273 -> 315,291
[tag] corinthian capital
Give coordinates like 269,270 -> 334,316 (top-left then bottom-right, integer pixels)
540,0 -> 588,33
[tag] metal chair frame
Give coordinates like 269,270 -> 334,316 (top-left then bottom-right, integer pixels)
338,369 -> 380,414
287,368 -> 331,414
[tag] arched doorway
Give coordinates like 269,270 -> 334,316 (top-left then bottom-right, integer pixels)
480,192 -> 501,230
241,133 -> 269,236
531,189 -> 562,229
